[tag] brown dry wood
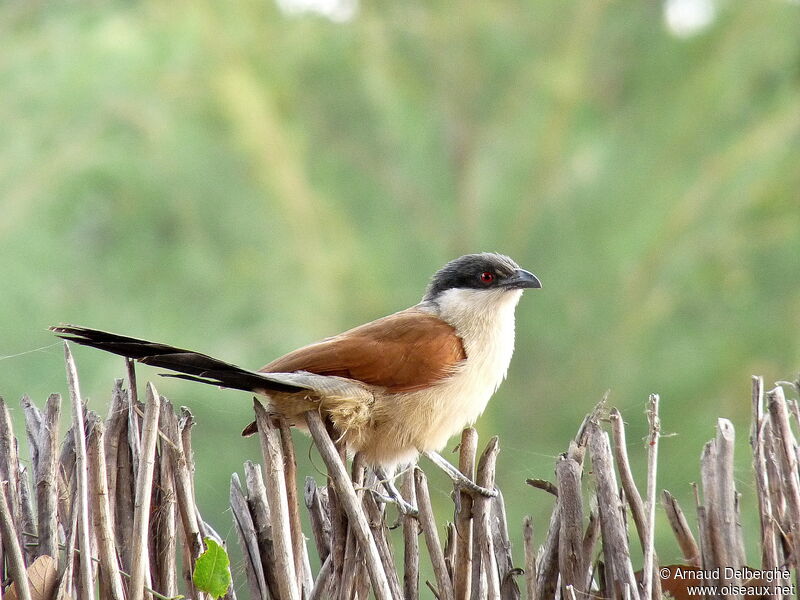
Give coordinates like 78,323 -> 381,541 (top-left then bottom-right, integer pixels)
338,525 -> 359,600
254,401 -> 301,600
414,468 -> 455,600
230,472 -> 269,600
522,516 -> 535,600
533,405 -> 600,600
103,381 -> 127,540
129,383 -> 161,600
113,404 -> 135,572
339,457 -> 365,600
55,499 -> 79,600
767,386 -> 800,573
244,460 -> 280,599
18,465 -> 37,565
642,395 -> 661,600
63,343 -> 96,600
34,393 -> 61,562
587,421 -> 639,600
20,396 -> 42,564
491,489 -> 520,600
0,480 -> 32,600
471,437 -> 500,600
714,418 -> 743,590
556,456 -> 584,598
155,399 -> 178,598
750,377 -> 780,574
661,491 -> 699,566
56,429 -> 76,542
163,402 -> 203,595
87,418 -> 126,600
609,409 -> 647,550
305,409 -> 394,600
401,468 -> 419,600
0,398 -> 24,555
763,421 -> 788,572
309,556 -> 333,600
304,477 -> 331,564
581,506 -> 600,592
443,522 -> 456,583
278,417 -> 313,595
454,427 -> 478,600
363,484 -> 403,599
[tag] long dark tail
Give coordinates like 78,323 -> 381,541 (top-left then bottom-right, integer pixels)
50,325 -> 306,394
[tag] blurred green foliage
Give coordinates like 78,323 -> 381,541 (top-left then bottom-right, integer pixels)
1,0 -> 799,585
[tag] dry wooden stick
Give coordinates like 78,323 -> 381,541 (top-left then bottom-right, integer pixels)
363,481 -> 403,599
129,383 -> 161,600
414,467 -> 455,600
104,381 -> 127,528
230,473 -> 269,600
339,457 -> 366,600
582,505 -> 600,592
87,418 -> 126,600
523,516 -> 536,600
254,401 -> 300,600
714,418 -> 742,589
661,491 -> 699,566
155,399 -> 178,598
454,427 -> 478,600
244,461 -> 280,599
304,477 -> 331,564
587,420 -> 639,599
56,497 -> 79,600
401,468 -> 419,600
609,408 -> 646,550
471,437 -> 500,600
113,400 -> 135,572
20,394 -> 43,563
18,465 -> 37,564
0,398 -> 24,554
534,406 -> 600,600
767,386 -> 800,573
642,394 -> 661,600
556,455 -> 584,597
310,556 -> 333,600
278,416 -> 313,595
0,480 -> 32,600
444,522 -> 456,583
63,343 -> 96,600
692,481 -> 715,588
750,376 -> 780,573
491,489 -> 521,600
37,393 -> 61,562
305,409 -> 394,600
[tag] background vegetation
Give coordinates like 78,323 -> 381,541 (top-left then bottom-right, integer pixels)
1,0 -> 799,588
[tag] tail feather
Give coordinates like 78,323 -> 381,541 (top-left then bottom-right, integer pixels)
50,325 -> 308,394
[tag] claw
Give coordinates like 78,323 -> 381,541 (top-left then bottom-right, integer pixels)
424,451 -> 498,498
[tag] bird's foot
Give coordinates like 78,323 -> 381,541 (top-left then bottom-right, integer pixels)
423,451 -> 498,498
373,467 -> 419,517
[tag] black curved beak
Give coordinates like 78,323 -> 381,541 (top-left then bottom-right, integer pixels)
503,269 -> 542,289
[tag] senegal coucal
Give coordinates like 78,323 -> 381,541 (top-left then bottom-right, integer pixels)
52,253 -> 540,471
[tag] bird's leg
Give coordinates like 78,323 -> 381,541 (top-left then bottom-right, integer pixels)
423,451 -> 498,498
372,467 -> 418,516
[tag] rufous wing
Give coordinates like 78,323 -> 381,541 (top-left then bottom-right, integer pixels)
259,307 -> 466,393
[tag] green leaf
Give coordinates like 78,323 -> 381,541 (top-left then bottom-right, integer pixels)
192,538 -> 231,599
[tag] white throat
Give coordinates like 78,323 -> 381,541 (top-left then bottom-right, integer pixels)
417,287 -> 522,445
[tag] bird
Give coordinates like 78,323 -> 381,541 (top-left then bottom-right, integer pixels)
51,252 -> 540,486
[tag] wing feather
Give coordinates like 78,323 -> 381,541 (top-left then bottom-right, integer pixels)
259,307 -> 466,393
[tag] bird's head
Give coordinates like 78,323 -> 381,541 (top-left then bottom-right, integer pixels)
422,253 -> 541,313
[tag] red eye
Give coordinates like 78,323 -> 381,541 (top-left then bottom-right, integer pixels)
480,271 -> 494,283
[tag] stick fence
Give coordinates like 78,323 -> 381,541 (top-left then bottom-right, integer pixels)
0,347 -> 798,599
